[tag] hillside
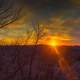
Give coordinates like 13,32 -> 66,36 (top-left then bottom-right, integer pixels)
0,46 -> 80,80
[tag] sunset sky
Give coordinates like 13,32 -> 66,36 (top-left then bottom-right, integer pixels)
0,0 -> 80,45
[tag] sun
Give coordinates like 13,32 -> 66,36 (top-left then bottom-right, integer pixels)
49,40 -> 58,46
47,35 -> 70,46
50,41 -> 57,46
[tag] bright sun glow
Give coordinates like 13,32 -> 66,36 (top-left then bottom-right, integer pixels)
47,35 -> 71,46
49,40 -> 59,46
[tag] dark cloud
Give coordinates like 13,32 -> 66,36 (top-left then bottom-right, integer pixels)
0,0 -> 79,20
22,0 -> 79,15
20,0 -> 80,22
24,0 -> 71,9
23,0 -> 72,17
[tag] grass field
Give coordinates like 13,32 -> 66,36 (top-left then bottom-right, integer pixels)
0,45 -> 80,80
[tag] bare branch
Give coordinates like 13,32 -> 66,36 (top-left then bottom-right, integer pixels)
0,0 -> 23,28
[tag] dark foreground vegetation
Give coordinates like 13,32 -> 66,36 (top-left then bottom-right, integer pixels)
0,45 -> 80,80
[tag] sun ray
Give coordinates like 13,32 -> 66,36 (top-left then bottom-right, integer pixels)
48,37 -> 78,80
53,46 -> 77,80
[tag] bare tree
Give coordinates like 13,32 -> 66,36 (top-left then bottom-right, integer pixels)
0,1 -> 35,80
28,22 -> 48,80
0,1 -> 28,80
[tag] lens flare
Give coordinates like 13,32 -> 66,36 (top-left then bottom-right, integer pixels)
52,46 -> 77,80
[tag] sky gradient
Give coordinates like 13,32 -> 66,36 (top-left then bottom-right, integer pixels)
0,0 -> 80,45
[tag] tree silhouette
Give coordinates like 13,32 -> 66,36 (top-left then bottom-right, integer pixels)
0,0 -> 23,28
0,1 -> 27,80
28,22 -> 48,80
